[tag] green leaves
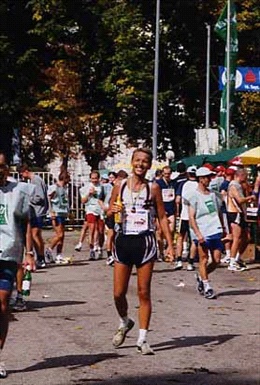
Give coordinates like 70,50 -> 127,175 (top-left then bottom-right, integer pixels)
0,0 -> 259,164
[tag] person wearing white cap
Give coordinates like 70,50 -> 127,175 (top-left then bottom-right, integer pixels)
174,165 -> 198,271
188,167 -> 223,299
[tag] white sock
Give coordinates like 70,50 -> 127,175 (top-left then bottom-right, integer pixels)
119,316 -> 129,328
137,329 -> 148,346
226,249 -> 231,258
202,280 -> 211,292
230,257 -> 236,265
235,252 -> 240,262
183,241 -> 188,252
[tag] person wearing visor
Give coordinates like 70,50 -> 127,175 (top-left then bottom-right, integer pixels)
188,167 -> 223,299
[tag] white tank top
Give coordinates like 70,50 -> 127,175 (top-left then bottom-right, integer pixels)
118,179 -> 156,235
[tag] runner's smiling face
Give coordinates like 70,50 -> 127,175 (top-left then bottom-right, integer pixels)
131,151 -> 152,177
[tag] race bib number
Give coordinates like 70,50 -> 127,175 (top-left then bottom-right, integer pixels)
0,204 -> 8,225
124,209 -> 149,235
162,188 -> 175,202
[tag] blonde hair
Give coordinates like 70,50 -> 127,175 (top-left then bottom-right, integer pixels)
131,148 -> 153,165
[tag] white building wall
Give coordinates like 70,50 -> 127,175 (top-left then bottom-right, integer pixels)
195,128 -> 219,155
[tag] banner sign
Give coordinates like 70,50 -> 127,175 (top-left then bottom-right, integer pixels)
219,67 -> 260,92
215,0 -> 238,142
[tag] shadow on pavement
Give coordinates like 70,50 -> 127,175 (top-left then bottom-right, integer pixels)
218,289 -> 260,297
117,334 -> 239,353
72,372 -> 259,385
26,300 -> 86,311
152,333 -> 238,352
9,353 -> 122,374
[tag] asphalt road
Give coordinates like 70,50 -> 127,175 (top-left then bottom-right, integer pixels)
4,230 -> 260,385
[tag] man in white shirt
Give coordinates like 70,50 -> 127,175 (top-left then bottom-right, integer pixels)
189,167 -> 223,299
79,171 -> 105,260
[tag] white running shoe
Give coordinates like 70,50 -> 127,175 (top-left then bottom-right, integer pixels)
173,260 -> 183,271
228,262 -> 246,272
186,263 -> 195,271
74,242 -> 82,252
137,341 -> 154,355
204,288 -> 217,299
55,254 -> 67,264
112,319 -> 135,348
221,255 -> 231,264
0,362 -> 7,378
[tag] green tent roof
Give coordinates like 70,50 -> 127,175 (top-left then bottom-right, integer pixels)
170,146 -> 249,170
170,154 -> 210,169
206,146 -> 248,164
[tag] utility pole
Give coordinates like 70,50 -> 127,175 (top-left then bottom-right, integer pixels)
226,0 -> 231,149
152,0 -> 160,160
205,24 -> 211,130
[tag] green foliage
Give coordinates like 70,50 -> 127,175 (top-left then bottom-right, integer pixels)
0,0 -> 259,165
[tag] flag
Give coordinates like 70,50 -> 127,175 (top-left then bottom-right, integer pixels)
215,1 -> 238,142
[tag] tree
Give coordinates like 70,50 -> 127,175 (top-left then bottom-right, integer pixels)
1,0 -> 259,166
21,0 -> 141,168
0,0 -> 41,162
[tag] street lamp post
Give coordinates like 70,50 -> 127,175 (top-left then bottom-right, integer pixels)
152,0 -> 160,160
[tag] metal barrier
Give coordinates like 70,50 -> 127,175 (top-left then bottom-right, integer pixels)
11,171 -> 86,226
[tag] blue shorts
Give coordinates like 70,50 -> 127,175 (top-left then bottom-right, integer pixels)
30,216 -> 44,229
0,261 -> 17,292
194,233 -> 223,251
53,216 -> 66,225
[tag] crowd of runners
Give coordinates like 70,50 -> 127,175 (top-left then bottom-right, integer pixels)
0,148 -> 259,377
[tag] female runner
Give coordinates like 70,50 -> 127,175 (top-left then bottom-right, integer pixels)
107,148 -> 174,355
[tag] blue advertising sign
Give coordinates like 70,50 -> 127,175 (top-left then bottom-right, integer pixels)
219,66 -> 260,92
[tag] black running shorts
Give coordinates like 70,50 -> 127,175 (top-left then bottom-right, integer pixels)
179,219 -> 189,235
227,212 -> 247,229
113,232 -> 157,267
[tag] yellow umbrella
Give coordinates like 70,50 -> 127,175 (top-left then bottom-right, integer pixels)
239,146 -> 260,165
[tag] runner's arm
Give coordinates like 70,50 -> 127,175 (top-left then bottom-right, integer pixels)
107,184 -> 121,217
229,185 -> 255,205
